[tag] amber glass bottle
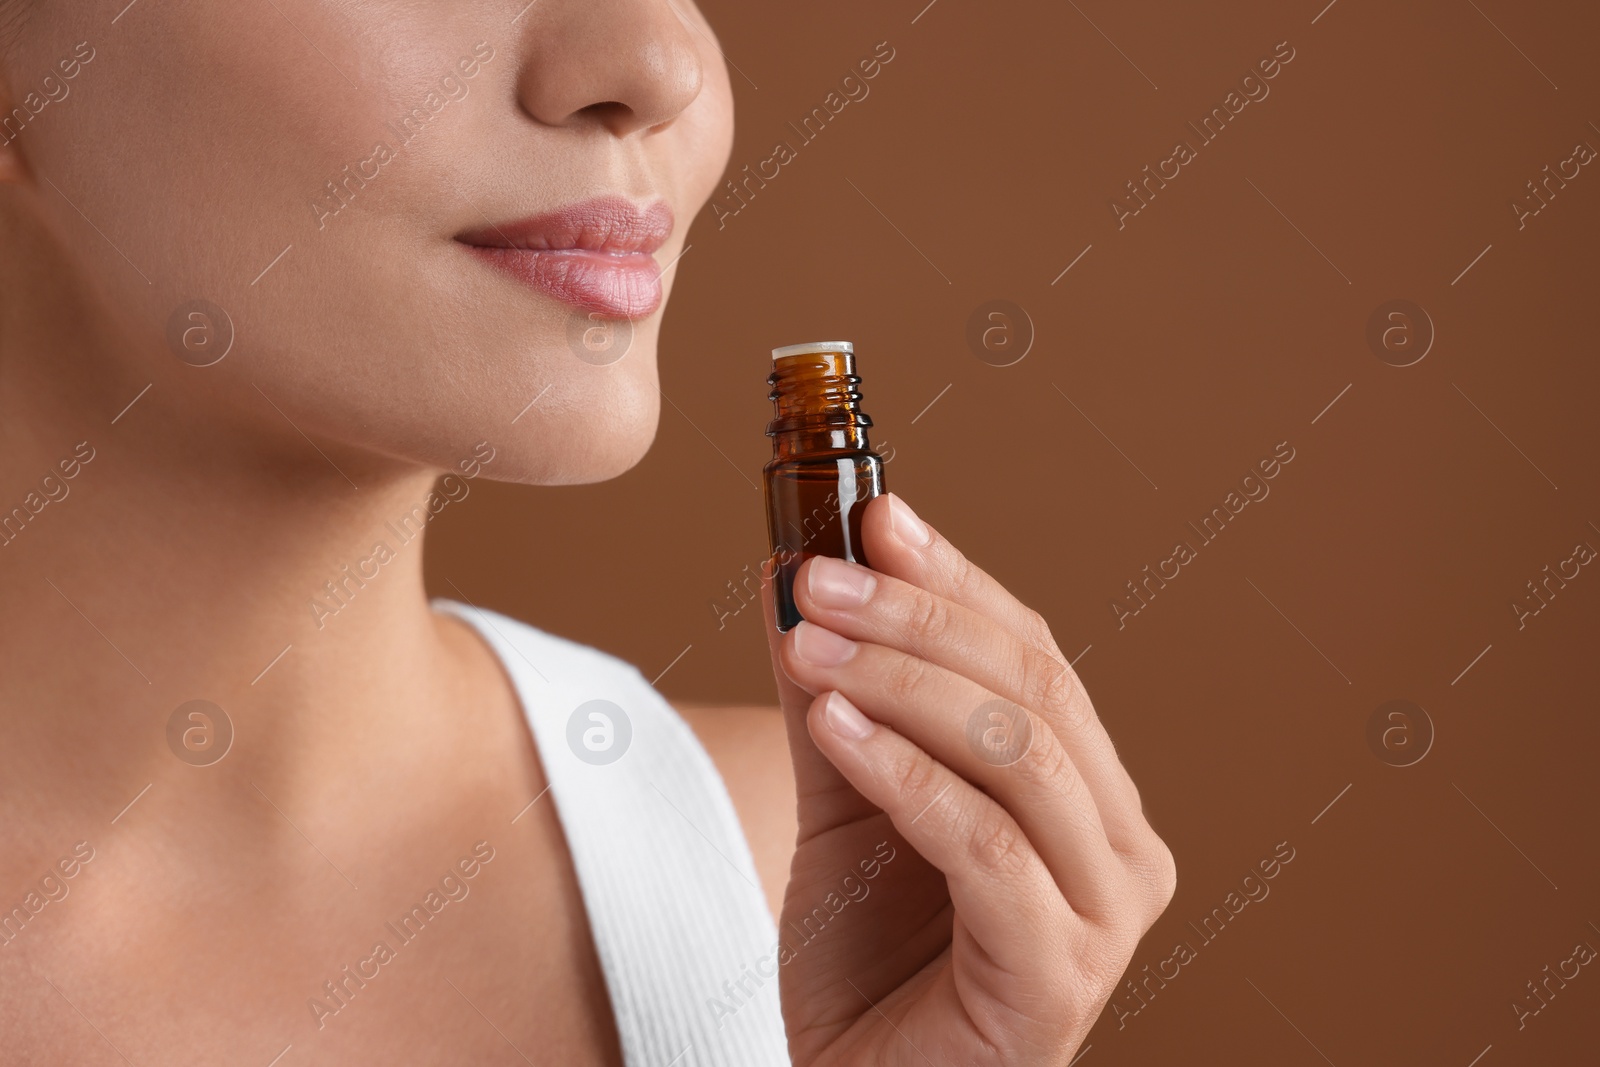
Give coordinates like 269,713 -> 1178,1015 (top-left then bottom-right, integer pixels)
764,340 -> 886,633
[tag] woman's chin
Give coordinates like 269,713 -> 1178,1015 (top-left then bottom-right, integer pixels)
494,374 -> 662,486
557,427 -> 659,486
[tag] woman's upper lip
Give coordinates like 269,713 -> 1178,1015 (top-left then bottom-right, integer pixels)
455,195 -> 674,254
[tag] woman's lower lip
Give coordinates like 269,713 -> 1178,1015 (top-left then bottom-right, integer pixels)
463,246 -> 663,318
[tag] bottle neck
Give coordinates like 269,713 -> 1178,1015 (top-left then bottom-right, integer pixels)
766,350 -> 874,461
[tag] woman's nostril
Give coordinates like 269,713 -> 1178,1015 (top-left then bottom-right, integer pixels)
578,100 -> 630,124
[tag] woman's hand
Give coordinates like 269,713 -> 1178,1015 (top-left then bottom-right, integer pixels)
761,493 -> 1176,1066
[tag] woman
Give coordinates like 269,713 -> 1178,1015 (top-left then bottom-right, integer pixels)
0,1 -> 1174,1063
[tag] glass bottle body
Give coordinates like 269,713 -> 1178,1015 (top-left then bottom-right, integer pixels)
763,346 -> 886,633
764,440 -> 885,633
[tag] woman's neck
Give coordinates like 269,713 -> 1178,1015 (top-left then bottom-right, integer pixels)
0,268 -> 487,836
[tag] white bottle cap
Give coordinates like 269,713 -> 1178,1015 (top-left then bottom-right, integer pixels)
771,340 -> 854,361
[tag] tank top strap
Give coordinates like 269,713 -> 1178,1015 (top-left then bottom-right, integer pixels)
433,599 -> 792,1067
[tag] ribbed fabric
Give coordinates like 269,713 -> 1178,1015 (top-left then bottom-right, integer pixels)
435,599 -> 793,1067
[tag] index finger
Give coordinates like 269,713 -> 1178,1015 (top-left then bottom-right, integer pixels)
861,493 -> 1065,660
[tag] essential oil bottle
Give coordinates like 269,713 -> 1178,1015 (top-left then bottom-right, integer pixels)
763,340 -> 887,633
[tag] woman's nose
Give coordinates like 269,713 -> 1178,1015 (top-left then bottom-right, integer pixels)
514,0 -> 707,136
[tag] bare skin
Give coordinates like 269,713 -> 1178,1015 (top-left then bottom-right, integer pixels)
0,1 -> 1171,1063
677,704 -> 800,923
0,1 -> 735,1061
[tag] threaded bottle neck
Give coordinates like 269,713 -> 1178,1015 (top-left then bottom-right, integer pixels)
766,349 -> 874,461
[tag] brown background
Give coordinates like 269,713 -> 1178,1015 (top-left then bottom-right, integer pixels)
428,1 -> 1600,1063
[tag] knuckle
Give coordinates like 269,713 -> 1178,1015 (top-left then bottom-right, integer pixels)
891,748 -> 944,806
1127,831 -> 1178,916
1021,647 -> 1077,719
1010,726 -> 1074,790
1152,840 -> 1178,908
882,650 -> 931,705
902,585 -> 952,643
968,811 -> 1032,879
1024,606 -> 1057,649
1062,682 -> 1096,733
946,550 -> 979,595
1120,774 -> 1143,812
1063,673 -> 1101,733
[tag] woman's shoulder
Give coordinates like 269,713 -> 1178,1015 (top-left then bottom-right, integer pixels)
671,703 -> 797,921
433,598 -> 797,917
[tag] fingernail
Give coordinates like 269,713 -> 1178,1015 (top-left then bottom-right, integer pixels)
792,621 -> 858,667
888,493 -> 931,548
807,556 -> 876,609
823,691 -> 875,739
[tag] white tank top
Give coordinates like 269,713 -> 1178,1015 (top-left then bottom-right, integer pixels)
435,599 -> 792,1066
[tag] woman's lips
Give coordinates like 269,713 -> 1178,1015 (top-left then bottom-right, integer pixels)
463,246 -> 666,318
456,196 -> 674,319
